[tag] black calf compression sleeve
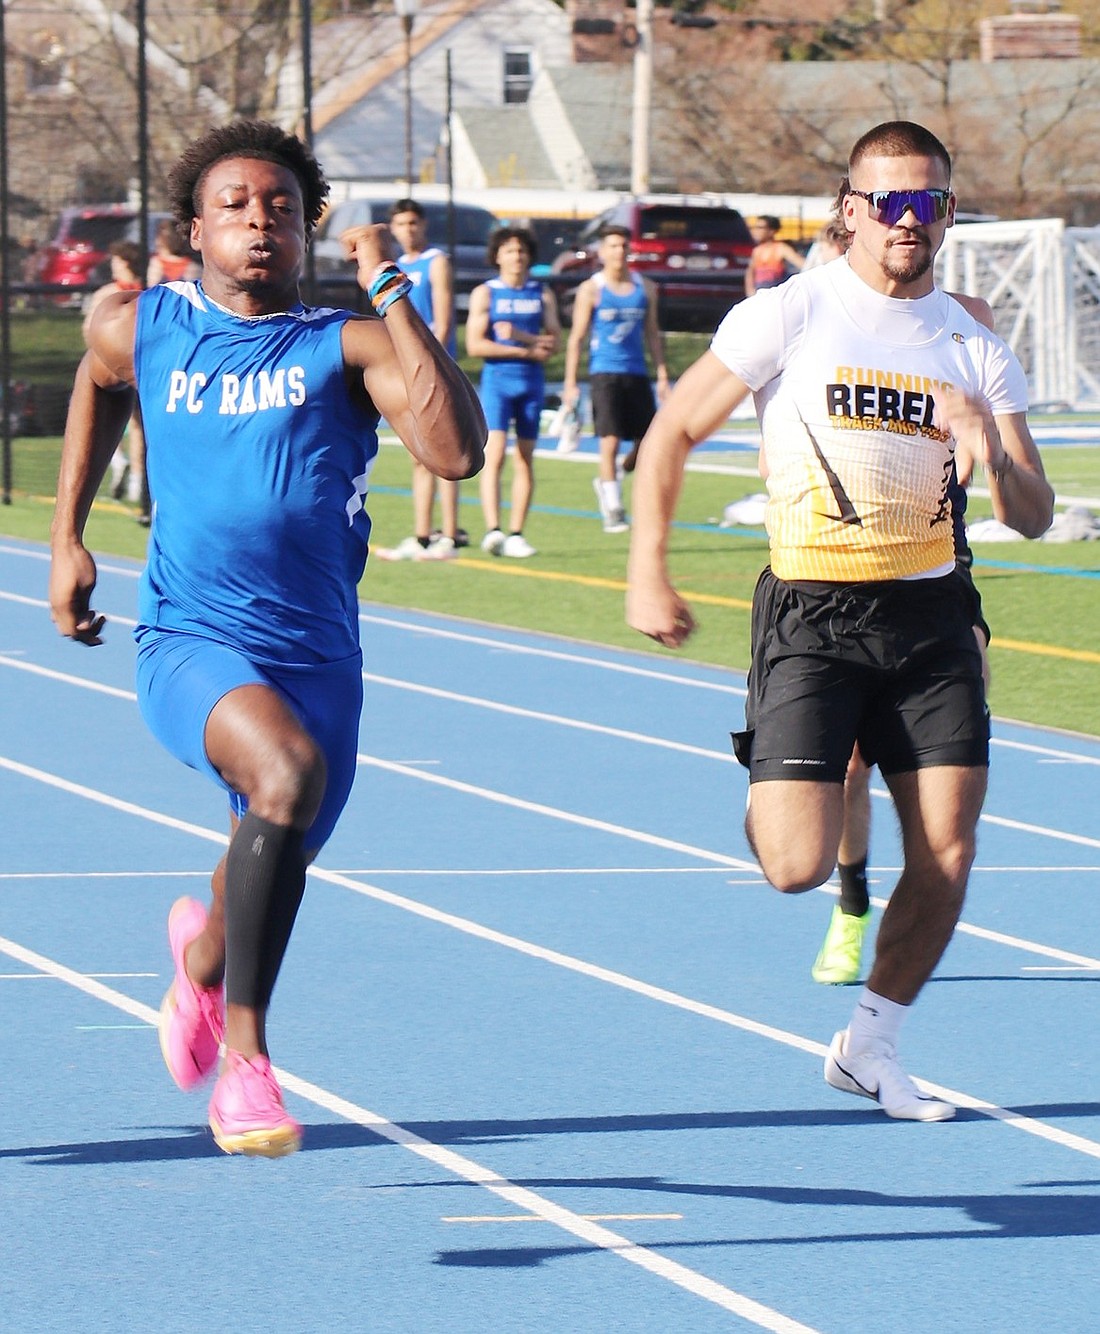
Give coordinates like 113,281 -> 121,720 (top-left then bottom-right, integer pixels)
837,858 -> 870,917
224,811 -> 307,1009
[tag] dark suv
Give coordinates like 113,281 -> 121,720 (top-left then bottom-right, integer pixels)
550,199 -> 755,331
31,204 -> 138,305
306,197 -> 499,313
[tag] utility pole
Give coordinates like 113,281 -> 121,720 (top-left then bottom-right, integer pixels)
631,0 -> 653,195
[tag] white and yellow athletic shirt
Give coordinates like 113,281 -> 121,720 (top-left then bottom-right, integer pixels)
710,258 -> 1029,581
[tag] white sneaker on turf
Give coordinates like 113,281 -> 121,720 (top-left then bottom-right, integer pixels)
374,535 -> 425,562
421,535 -> 457,560
603,507 -> 629,534
824,1030 -> 955,1122
501,533 -> 536,558
481,528 -> 505,555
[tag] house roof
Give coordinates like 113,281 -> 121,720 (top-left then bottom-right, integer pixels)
456,107 -> 559,189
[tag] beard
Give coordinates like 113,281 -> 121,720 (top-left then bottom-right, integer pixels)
881,233 -> 933,285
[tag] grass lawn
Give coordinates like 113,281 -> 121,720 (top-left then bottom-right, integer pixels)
8,426 -> 1099,737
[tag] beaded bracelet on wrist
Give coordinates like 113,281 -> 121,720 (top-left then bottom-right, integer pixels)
366,262 -> 413,316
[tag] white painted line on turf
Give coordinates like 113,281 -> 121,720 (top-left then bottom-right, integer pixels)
0,652 -> 137,699
362,670 -> 738,762
356,755 -> 1100,971
354,752 -> 758,869
5,591 -> 1100,773
2,754 -> 1100,1164
1021,965 -> 1100,972
0,870 -> 211,880
0,546 -> 140,579
1,744 -> 1096,970
0,972 -> 157,980
865,892 -> 1100,970
359,610 -> 749,696
442,1213 -> 685,1223
0,930 -> 819,1334
0,755 -> 228,849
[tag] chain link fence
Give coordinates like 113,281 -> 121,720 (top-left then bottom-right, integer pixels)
2,290 -> 86,505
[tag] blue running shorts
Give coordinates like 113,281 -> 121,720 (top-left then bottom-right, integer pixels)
480,379 -> 544,439
134,626 -> 363,851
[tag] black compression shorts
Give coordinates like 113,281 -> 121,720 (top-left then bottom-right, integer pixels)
732,567 -> 990,783
590,373 -> 656,443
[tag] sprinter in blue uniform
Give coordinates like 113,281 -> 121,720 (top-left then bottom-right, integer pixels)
465,226 -> 560,558
49,121 -> 485,1157
564,224 -> 667,533
374,197 -> 466,561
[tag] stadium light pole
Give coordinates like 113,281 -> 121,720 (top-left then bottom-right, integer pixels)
394,0 -> 421,190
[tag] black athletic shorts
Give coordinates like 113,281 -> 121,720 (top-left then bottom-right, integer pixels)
590,373 -> 656,443
955,557 -> 991,646
732,567 -> 990,783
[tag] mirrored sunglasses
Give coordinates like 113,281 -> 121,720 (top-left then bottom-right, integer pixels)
848,188 -> 952,227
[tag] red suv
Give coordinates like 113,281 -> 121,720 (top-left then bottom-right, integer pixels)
550,198 -> 754,332
30,204 -> 137,305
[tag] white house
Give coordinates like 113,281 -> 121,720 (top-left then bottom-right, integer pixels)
299,0 -> 574,185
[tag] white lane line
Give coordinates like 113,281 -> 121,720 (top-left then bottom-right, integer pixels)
358,610 -> 750,696
442,1213 -> 685,1224
355,752 -> 758,869
0,930 -> 819,1334
362,671 -> 736,762
0,972 -> 157,980
2,753 -> 1099,1164
0,652 -> 137,699
356,755 -> 1100,972
1,736 -> 1096,968
993,737 -> 1100,766
5,590 -> 1100,772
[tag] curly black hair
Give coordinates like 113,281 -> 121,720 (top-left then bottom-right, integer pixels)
486,225 -> 537,266
166,121 -> 329,240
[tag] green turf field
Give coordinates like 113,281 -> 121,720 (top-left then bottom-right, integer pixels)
8,426 -> 1099,737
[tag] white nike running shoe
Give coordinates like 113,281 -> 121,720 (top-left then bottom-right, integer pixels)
824,1030 -> 955,1122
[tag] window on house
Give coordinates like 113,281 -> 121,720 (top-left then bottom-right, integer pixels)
503,49 -> 533,104
25,31 -> 68,95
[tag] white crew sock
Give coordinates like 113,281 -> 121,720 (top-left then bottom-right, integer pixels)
598,479 -> 622,513
845,986 -> 908,1055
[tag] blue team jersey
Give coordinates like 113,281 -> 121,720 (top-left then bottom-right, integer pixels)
133,281 -> 379,665
480,277 -> 545,394
399,247 -> 457,356
589,273 -> 649,376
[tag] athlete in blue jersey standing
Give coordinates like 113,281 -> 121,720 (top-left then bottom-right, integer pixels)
564,224 -> 667,533
375,197 -> 466,561
49,121 -> 486,1157
466,226 -> 560,558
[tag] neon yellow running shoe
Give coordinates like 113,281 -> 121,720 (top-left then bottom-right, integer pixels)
811,905 -> 871,985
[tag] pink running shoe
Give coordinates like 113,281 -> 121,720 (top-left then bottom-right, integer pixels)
158,897 -> 225,1091
208,1051 -> 303,1157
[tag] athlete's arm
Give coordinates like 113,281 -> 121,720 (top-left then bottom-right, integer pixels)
50,293 -> 140,644
626,351 -> 752,648
342,225 -> 485,481
986,411 -> 1054,538
428,251 -> 454,348
935,388 -> 1053,539
563,278 -> 595,406
539,285 -> 561,355
642,277 -> 669,400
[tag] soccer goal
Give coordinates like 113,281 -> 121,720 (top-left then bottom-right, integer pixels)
939,218 -> 1100,411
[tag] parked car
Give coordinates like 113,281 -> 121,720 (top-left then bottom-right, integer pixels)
306,197 -> 499,312
549,198 -> 756,332
30,204 -> 138,305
